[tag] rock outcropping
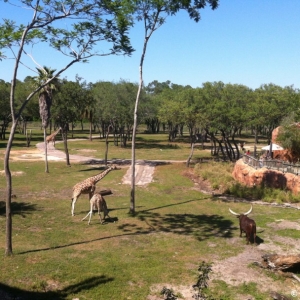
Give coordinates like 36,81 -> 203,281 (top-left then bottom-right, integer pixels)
232,159 -> 300,194
271,126 -> 300,163
271,126 -> 281,143
272,149 -> 299,163
233,125 -> 300,193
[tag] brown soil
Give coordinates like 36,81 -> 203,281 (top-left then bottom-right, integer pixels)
148,221 -> 300,300
1,148 -> 46,161
183,168 -> 224,195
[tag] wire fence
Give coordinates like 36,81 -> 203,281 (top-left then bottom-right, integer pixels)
242,155 -> 300,175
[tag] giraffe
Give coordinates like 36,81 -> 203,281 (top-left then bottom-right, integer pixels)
71,165 -> 118,216
81,193 -> 111,224
46,127 -> 61,147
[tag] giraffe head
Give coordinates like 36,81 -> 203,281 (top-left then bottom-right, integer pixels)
108,164 -> 120,171
90,164 -> 120,184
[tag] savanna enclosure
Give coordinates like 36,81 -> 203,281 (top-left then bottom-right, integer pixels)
1,0 -> 300,299
0,126 -> 300,300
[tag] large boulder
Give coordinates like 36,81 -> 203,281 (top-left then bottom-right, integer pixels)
233,125 -> 300,192
273,149 -> 299,163
232,159 -> 300,194
271,126 -> 281,143
270,126 -> 300,163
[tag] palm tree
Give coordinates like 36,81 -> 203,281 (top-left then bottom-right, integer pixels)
34,66 -> 59,172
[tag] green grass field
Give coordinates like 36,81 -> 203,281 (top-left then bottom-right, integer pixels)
0,127 -> 299,299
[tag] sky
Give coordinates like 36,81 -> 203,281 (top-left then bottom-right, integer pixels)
1,1 -> 300,90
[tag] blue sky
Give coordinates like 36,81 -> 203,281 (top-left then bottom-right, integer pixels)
1,0 -> 300,89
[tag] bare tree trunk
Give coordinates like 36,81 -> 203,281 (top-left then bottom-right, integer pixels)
4,122 -> 18,255
89,114 -> 93,141
131,38 -> 148,214
26,129 -> 32,147
186,143 -> 195,167
261,254 -> 300,271
104,125 -> 111,166
130,75 -> 141,213
62,128 -> 70,166
39,91 -> 52,172
44,128 -> 49,173
130,9 -> 161,214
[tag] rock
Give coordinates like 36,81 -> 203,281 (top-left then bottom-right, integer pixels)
272,149 -> 297,163
271,126 -> 281,143
271,126 -> 300,163
232,159 -> 300,194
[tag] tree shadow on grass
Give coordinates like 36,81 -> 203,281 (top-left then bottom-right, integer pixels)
133,210 -> 234,241
19,198 -> 235,254
0,275 -> 113,300
77,165 -> 108,172
0,201 -> 39,217
121,197 -> 235,240
134,142 -> 181,150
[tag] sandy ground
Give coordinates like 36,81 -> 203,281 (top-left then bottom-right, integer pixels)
3,144 -> 300,299
6,143 -> 156,186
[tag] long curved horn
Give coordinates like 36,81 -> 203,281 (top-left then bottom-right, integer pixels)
244,205 -> 253,216
229,208 -> 239,216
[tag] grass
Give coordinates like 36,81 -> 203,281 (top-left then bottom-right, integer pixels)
276,229 -> 300,239
0,160 -> 299,299
56,133 -> 209,161
0,127 -> 299,299
0,126 -> 212,162
194,161 -> 236,191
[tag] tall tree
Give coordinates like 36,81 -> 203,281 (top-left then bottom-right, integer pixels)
92,81 -> 116,138
92,80 -> 139,146
52,78 -> 95,166
35,66 -> 58,173
0,0 -> 133,255
249,84 -> 294,156
129,0 -> 219,214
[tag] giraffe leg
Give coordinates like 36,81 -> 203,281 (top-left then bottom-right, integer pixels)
82,201 -> 94,224
82,210 -> 92,224
89,190 -> 96,210
105,212 -> 111,221
98,205 -> 103,224
71,197 -> 78,216
101,197 -> 111,222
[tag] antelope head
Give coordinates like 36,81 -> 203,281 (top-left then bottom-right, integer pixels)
229,205 -> 253,217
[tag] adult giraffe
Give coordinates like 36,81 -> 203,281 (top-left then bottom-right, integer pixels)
46,127 -> 61,147
71,165 -> 118,216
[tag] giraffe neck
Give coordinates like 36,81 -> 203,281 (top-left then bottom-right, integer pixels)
91,167 -> 113,184
53,128 -> 61,136
49,128 -> 60,138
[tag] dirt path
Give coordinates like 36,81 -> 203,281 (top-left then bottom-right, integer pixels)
9,142 -> 157,186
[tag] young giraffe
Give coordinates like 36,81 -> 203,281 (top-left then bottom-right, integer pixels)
81,194 -> 111,225
46,127 -> 61,147
71,165 -> 117,216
